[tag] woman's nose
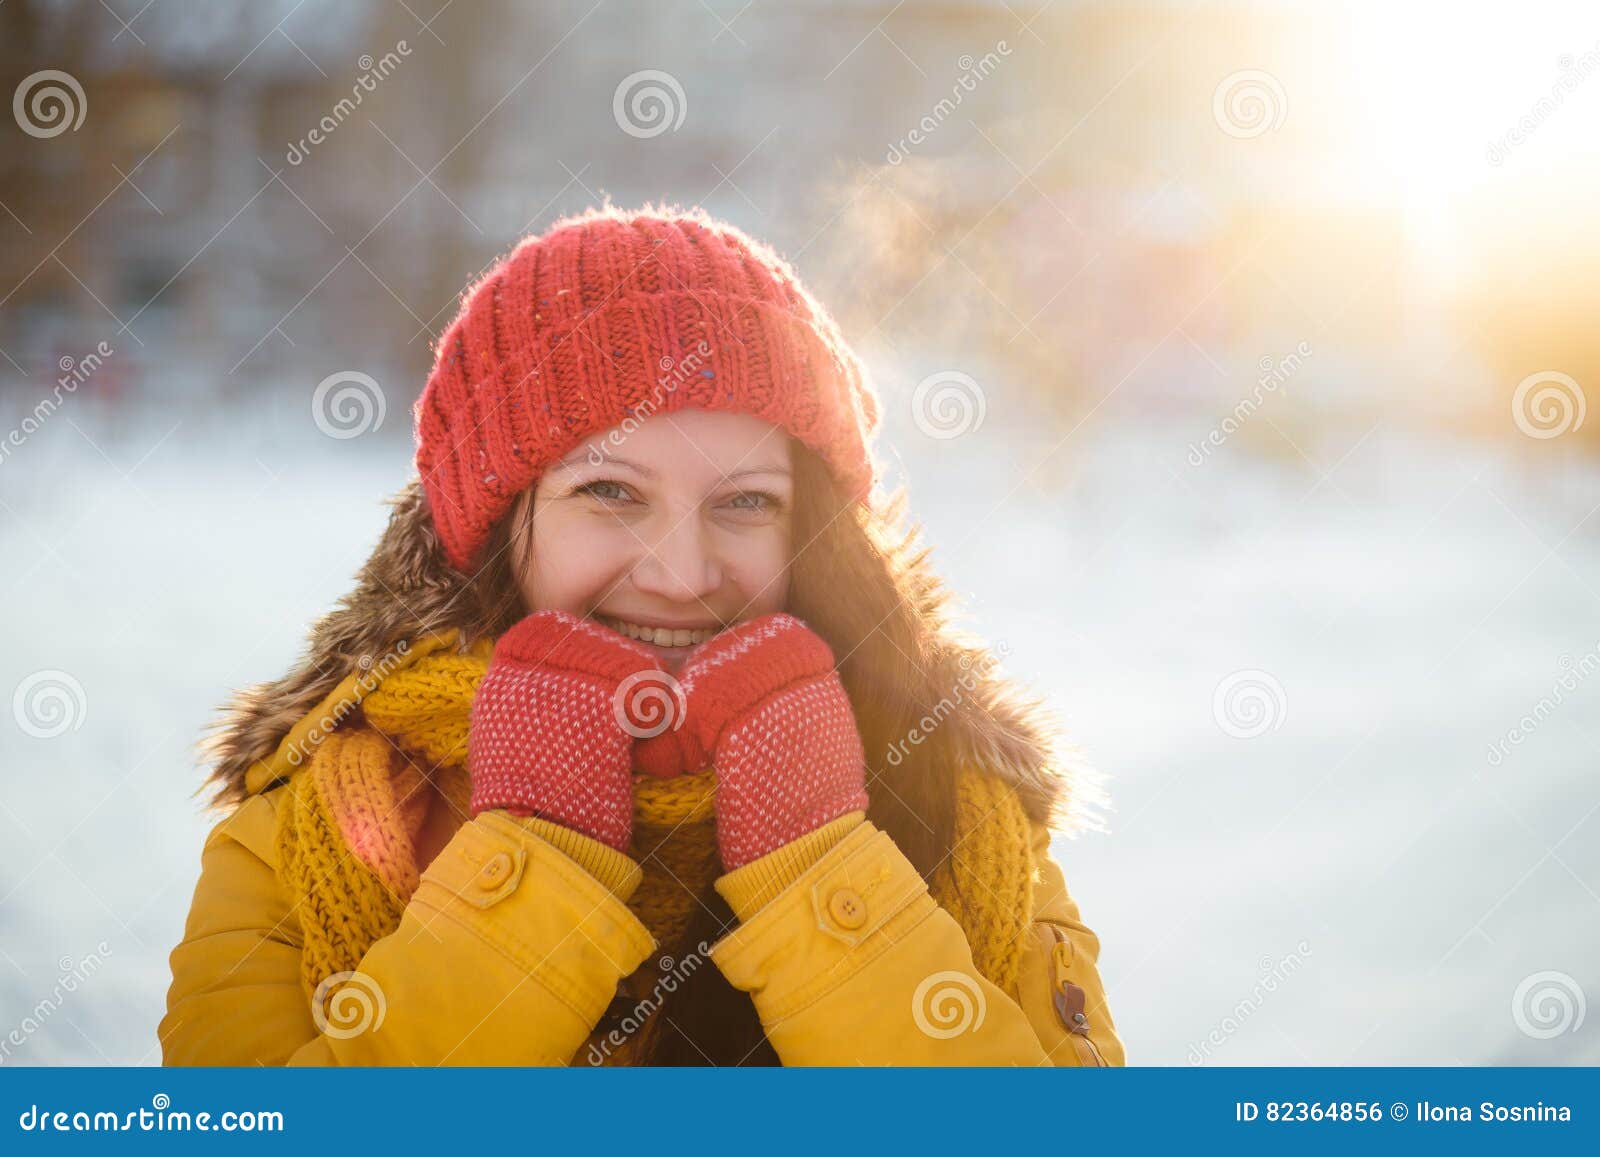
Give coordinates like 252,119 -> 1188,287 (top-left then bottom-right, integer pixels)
630,515 -> 722,604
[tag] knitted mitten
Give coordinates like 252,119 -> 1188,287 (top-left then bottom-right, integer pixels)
636,613 -> 868,870
467,609 -> 669,852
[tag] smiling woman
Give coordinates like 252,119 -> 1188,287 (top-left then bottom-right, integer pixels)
160,204 -> 1123,1068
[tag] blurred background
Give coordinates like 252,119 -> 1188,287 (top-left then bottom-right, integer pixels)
2,0 -> 1597,1065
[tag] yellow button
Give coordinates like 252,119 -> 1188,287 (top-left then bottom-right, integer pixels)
827,887 -> 867,930
476,852 -> 514,890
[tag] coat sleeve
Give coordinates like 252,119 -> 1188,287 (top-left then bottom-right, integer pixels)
158,789 -> 657,1066
706,811 -> 1126,1066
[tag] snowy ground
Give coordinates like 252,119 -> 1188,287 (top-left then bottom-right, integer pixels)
2,387 -> 1597,1065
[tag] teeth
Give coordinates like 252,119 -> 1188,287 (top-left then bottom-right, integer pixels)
596,615 -> 716,647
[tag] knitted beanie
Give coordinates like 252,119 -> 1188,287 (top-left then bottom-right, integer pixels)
412,204 -> 883,573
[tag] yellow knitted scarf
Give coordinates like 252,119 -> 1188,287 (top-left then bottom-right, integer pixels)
244,630 -> 1038,1026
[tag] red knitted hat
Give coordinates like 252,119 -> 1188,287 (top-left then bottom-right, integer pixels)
412,204 -> 882,573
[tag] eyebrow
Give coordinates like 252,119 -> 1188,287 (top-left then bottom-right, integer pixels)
558,451 -> 658,478
558,452 -> 790,482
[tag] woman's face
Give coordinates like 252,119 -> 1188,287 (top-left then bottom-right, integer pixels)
515,407 -> 794,671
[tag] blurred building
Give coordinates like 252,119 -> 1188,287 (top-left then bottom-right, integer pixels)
2,0 -> 1594,453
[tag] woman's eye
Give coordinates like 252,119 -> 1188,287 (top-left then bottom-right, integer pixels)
727,490 -> 783,514
576,480 -> 632,504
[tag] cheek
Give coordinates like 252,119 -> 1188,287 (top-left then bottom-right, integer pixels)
521,517 -> 631,612
726,527 -> 792,610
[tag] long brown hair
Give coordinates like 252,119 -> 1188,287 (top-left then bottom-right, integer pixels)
197,440 -> 1102,1065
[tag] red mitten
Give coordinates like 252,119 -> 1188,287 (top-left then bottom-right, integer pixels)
637,613 -> 868,870
467,609 -> 670,852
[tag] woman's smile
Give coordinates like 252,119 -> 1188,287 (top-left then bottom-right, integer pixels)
592,613 -> 721,654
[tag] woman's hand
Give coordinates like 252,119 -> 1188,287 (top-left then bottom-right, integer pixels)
467,609 -> 669,852
635,613 -> 869,870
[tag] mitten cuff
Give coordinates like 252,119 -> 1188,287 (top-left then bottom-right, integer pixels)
495,609 -> 662,684
682,615 -> 838,742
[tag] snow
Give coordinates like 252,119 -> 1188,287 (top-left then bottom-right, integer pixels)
2,386 -> 1598,1065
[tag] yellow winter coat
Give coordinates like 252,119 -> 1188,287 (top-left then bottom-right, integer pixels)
159,632 -> 1125,1067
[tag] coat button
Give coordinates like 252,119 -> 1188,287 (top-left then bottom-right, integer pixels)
826,887 -> 867,930
476,852 -> 513,890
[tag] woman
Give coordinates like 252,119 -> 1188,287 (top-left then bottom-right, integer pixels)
159,204 -> 1125,1066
